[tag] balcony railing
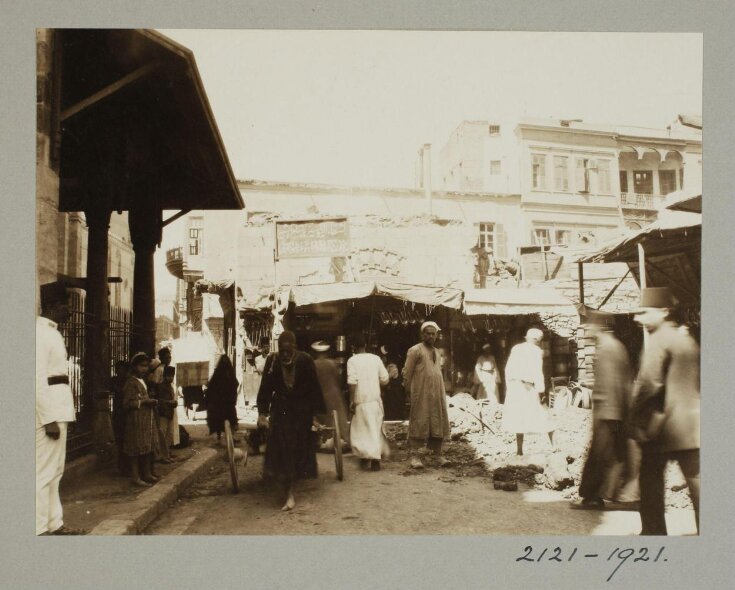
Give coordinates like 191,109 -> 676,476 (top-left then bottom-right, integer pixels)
166,246 -> 183,263
620,192 -> 665,210
165,246 -> 185,280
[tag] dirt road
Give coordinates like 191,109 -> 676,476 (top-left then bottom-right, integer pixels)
144,440 -> 697,536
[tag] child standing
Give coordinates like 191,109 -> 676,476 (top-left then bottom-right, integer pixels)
155,366 -> 179,457
123,353 -> 161,487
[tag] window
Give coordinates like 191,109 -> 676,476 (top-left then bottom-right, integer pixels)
477,222 -> 507,258
633,171 -> 653,194
555,230 -> 571,246
534,226 -> 582,247
489,160 -> 502,175
659,170 -> 677,195
534,228 -> 551,246
576,159 -> 590,193
478,223 -> 495,253
619,170 -> 629,193
488,125 -> 500,136
189,227 -> 202,256
679,168 -> 684,190
532,154 -> 547,189
596,160 -> 611,193
554,156 -> 569,191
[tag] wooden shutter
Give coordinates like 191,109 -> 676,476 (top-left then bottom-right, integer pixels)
495,223 -> 507,259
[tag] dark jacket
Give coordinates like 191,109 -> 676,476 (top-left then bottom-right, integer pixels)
629,321 -> 700,453
592,331 -> 632,421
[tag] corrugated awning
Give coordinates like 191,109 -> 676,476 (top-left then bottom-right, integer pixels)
463,287 -> 578,316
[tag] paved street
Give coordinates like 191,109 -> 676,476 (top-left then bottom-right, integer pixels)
144,441 -> 697,536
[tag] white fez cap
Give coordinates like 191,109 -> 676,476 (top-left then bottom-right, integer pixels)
421,321 -> 441,332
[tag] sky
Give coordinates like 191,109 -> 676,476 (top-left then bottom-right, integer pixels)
154,30 -> 702,299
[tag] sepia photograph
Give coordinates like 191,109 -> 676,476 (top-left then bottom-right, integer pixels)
34,28 -> 702,539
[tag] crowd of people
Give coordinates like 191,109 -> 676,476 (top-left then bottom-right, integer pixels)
37,279 -> 700,535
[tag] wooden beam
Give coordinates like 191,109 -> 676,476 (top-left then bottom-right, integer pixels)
61,61 -> 161,123
162,209 -> 192,227
596,268 -> 631,310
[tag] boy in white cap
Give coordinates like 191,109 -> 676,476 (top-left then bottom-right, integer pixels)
402,321 -> 451,468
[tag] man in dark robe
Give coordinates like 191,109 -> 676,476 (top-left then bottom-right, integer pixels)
572,311 -> 632,509
257,331 -> 326,511
629,287 -> 700,535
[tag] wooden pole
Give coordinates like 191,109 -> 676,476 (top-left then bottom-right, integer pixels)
638,243 -> 648,346
577,262 -> 585,306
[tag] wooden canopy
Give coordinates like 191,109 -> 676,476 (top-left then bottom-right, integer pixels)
56,29 -> 243,213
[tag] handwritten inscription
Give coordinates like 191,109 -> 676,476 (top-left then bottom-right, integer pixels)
516,545 -> 667,582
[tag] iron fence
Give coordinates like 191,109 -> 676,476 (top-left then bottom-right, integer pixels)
57,291 -> 135,460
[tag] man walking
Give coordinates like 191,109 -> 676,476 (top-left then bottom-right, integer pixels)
630,287 -> 700,535
347,333 -> 390,470
311,340 -> 350,447
572,311 -> 633,510
402,321 -> 451,469
36,282 -> 78,535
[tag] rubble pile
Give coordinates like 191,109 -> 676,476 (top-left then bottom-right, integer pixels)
442,394 -> 693,508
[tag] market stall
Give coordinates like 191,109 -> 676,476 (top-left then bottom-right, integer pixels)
454,287 -> 580,399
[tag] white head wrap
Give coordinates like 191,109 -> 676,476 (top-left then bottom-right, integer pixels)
525,328 -> 544,342
421,321 -> 441,333
310,340 -> 331,352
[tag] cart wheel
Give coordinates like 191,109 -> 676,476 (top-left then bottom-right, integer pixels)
332,410 -> 344,481
224,420 -> 239,493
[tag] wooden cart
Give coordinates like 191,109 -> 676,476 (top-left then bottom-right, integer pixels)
223,409 -> 344,493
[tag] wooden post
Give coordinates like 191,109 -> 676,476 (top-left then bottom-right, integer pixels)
638,243 -> 647,288
577,262 -> 585,305
638,243 -> 648,346
83,205 -> 116,462
129,203 -> 162,357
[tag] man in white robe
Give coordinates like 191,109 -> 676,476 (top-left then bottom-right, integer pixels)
502,328 -> 555,456
347,333 -> 390,470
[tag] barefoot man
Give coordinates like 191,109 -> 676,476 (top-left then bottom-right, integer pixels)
257,331 -> 326,510
402,321 -> 451,469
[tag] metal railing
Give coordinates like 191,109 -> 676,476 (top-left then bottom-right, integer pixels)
620,192 -> 665,210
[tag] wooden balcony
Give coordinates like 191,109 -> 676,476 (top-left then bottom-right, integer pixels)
620,192 -> 665,211
165,246 -> 185,279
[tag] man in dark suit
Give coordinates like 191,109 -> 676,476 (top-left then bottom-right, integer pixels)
629,287 -> 700,535
572,310 -> 632,510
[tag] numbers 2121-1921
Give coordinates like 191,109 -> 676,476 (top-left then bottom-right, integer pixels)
516,546 -> 667,582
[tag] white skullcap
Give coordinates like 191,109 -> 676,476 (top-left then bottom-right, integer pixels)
421,321 -> 441,333
526,328 -> 544,341
310,340 -> 331,352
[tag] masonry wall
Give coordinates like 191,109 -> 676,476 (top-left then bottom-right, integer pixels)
36,29 -> 60,303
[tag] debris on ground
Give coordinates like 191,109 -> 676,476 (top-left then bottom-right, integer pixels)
387,392 -> 693,509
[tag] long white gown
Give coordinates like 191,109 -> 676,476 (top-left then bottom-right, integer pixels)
347,353 -> 391,460
501,342 -> 553,434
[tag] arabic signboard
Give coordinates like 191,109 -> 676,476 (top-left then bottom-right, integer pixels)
275,218 -> 350,260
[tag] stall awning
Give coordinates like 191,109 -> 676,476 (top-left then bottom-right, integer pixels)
576,212 -> 701,264
463,287 -> 578,316
290,281 -> 464,309
238,281 -> 464,311
664,190 -> 702,214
